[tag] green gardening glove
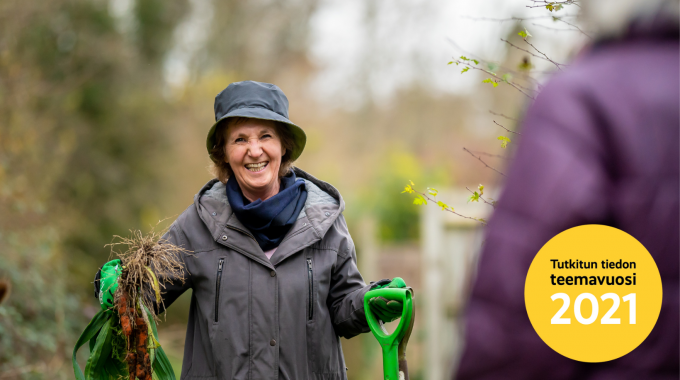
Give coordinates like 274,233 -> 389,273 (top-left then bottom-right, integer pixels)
95,259 -> 122,310
368,277 -> 407,323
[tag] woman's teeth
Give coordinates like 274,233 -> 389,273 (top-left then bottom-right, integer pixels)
245,162 -> 268,172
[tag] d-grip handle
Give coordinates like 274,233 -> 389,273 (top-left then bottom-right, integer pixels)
364,288 -> 414,380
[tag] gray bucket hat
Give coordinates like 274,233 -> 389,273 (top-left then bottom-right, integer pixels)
206,81 -> 306,163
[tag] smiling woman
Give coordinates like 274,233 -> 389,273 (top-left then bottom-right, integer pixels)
209,117 -> 296,201
89,80 -> 409,380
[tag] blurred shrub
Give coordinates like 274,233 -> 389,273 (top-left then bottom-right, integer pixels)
0,230 -> 82,379
350,150 -> 451,243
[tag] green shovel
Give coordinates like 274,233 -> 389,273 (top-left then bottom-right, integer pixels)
364,287 -> 415,380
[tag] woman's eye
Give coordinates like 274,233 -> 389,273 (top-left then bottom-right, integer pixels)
261,134 -> 272,139
235,138 -> 246,143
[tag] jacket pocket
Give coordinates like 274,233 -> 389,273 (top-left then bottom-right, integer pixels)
214,257 -> 225,323
307,258 -> 314,321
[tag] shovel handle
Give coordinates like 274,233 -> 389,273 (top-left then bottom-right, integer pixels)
364,287 -> 415,380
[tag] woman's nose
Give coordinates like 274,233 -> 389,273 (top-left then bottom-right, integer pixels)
247,139 -> 263,157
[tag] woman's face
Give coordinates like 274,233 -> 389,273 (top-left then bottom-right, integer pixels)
224,118 -> 285,201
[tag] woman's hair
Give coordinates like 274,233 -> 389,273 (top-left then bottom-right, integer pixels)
209,117 -> 296,183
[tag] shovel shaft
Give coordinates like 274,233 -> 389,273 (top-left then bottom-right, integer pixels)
381,345 -> 400,380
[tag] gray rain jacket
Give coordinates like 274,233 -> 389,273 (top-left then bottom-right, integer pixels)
159,168 -> 371,380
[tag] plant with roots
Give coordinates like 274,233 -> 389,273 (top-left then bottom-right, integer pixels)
72,226 -> 190,380
403,0 -> 585,224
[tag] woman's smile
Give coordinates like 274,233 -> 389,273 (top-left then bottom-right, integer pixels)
245,161 -> 269,172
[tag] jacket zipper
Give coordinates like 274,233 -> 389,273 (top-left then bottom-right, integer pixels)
307,258 -> 313,321
214,258 -> 224,323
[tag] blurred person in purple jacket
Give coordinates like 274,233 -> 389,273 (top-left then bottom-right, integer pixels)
455,1 -> 679,379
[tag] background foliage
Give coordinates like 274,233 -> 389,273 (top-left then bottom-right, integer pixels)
0,0 -> 584,378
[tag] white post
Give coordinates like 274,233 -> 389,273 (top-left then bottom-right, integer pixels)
422,200 -> 444,380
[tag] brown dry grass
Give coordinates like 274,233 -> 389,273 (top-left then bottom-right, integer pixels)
108,224 -> 192,323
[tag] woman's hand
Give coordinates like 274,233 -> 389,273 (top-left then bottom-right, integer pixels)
94,259 -> 123,310
368,277 -> 407,323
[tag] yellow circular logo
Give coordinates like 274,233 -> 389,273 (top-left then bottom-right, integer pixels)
525,225 -> 662,362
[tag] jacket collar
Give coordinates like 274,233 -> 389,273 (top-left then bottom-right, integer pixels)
193,167 -> 345,268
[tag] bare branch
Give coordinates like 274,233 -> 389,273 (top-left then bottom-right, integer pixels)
494,120 -> 521,135
489,110 -> 519,122
460,15 -> 577,22
463,147 -> 507,177
531,22 -> 584,32
527,0 -> 581,9
465,186 -> 496,208
501,38 -> 566,71
468,150 -> 505,159
557,18 -> 592,39
524,40 -> 567,70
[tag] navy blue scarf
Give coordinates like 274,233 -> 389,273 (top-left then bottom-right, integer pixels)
226,171 -> 308,251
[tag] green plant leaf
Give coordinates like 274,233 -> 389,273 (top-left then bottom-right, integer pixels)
502,73 -> 513,83
427,187 -> 439,197
460,55 -> 469,61
436,200 -> 449,211
461,67 -> 470,74
72,310 -> 112,380
84,314 -> 114,379
518,28 -> 532,39
472,59 -> 479,65
497,135 -> 511,148
482,78 -> 499,88
144,305 -> 177,380
478,184 -> 484,195
545,3 -> 554,11
468,191 -> 480,203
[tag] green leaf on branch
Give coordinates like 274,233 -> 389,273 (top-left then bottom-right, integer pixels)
436,201 -> 450,211
413,195 -> 427,206
472,59 -> 479,65
461,67 -> 469,74
497,135 -> 511,148
545,3 -> 554,11
402,184 -> 414,194
468,191 -> 480,203
502,73 -> 513,83
483,78 -> 498,88
478,184 -> 484,195
427,187 -> 439,197
460,56 -> 469,61
477,218 -> 487,224
518,28 -> 532,39
448,61 -> 454,65
487,62 -> 498,73
554,4 -> 563,11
